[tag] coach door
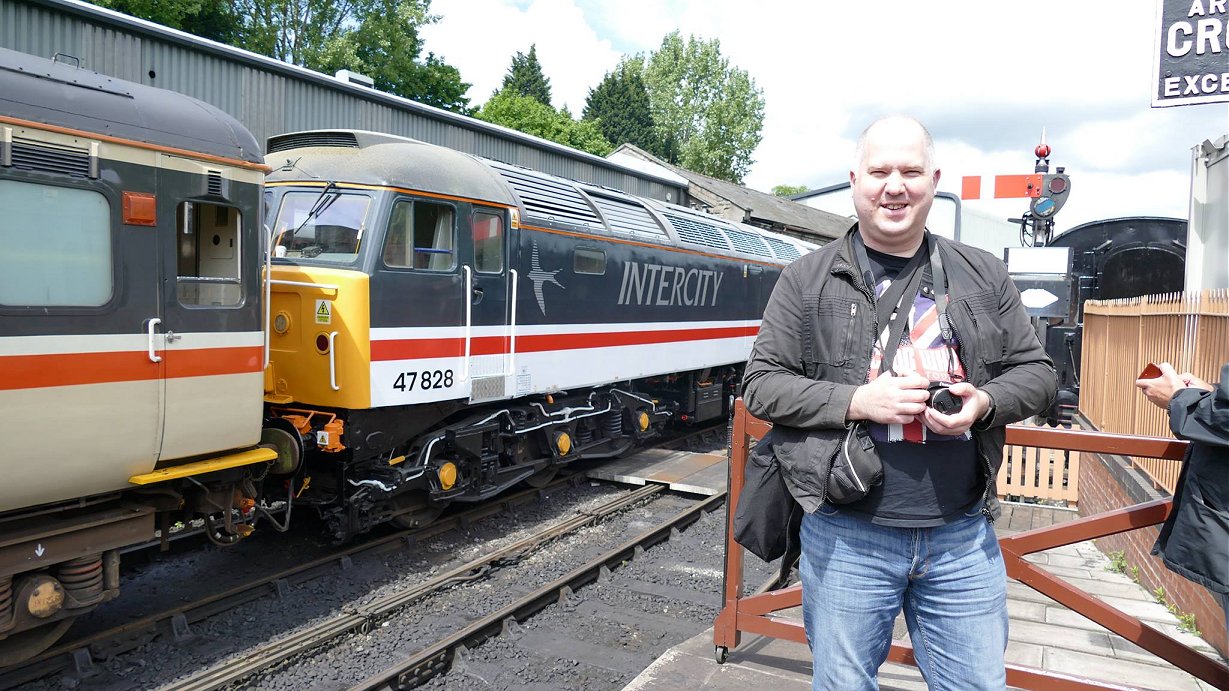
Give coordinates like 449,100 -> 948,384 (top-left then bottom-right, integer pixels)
153,158 -> 264,461
464,207 -> 511,402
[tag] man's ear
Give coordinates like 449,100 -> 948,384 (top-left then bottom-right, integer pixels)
932,168 -> 941,187
849,170 -> 857,186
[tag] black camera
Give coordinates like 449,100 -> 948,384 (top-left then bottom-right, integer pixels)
927,381 -> 963,415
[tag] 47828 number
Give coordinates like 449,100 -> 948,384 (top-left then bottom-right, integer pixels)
392,369 -> 454,392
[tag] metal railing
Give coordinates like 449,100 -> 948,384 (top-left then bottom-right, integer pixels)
714,399 -> 1229,690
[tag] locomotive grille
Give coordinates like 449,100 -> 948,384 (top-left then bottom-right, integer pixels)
267,131 -> 359,153
662,213 -> 732,251
588,194 -> 667,239
724,227 -> 773,258
490,163 -> 604,229
11,138 -> 90,178
207,171 -> 224,196
763,236 -> 801,261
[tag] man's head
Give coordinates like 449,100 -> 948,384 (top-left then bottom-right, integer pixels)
850,116 -> 940,255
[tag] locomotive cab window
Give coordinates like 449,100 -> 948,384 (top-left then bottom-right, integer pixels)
573,247 -> 606,275
177,202 -> 242,307
271,189 -> 371,264
472,211 -> 504,273
383,199 -> 456,271
0,180 -> 112,307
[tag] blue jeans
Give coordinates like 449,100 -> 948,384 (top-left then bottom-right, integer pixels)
799,504 -> 1008,690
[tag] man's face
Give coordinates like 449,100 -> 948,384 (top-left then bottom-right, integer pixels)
850,120 -> 940,254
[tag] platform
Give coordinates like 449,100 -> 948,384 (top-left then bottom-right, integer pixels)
585,447 -> 727,496
621,503 -> 1227,691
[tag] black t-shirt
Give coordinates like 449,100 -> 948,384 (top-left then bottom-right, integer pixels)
841,245 -> 982,527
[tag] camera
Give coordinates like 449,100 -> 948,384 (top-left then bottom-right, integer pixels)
926,381 -> 963,415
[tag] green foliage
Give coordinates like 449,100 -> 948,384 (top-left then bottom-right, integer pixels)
772,184 -> 809,198
312,0 -> 471,113
100,0 -> 471,112
1152,586 -> 1202,635
583,58 -> 657,153
477,90 -> 612,157
641,31 -> 765,182
93,0 -> 239,43
499,44 -> 552,107
1106,550 -> 1128,574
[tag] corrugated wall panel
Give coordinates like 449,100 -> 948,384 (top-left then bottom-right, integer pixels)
0,0 -> 686,202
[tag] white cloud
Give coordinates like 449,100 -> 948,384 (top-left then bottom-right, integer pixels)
423,0 -> 1224,230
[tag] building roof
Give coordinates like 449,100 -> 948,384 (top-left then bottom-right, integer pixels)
610,144 -> 852,241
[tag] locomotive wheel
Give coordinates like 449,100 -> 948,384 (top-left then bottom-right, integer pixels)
0,619 -> 72,667
390,491 -> 448,530
524,467 -> 557,488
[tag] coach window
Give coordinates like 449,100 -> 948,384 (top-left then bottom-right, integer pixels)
0,180 -> 111,307
383,199 -> 456,271
573,247 -> 606,275
472,211 -> 504,273
176,202 -> 242,306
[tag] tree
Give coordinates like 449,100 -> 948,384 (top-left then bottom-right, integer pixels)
642,31 -> 765,183
583,58 -> 658,154
478,90 -> 611,157
93,0 -> 240,43
499,44 -> 552,107
772,184 -> 809,197
111,0 -> 470,112
313,0 -> 471,112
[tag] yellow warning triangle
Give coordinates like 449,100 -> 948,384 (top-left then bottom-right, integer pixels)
317,302 -> 330,316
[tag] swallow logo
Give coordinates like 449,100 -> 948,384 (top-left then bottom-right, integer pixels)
526,240 -> 563,315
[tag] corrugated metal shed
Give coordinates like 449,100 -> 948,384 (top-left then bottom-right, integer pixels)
0,0 -> 687,203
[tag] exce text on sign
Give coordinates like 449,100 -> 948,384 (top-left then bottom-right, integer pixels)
1154,0 -> 1229,106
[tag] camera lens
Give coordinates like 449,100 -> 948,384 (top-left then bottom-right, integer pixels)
927,383 -> 963,415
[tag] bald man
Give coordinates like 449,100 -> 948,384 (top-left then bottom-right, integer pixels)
743,116 -> 1056,689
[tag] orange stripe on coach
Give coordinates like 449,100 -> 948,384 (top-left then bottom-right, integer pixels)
1,346 -> 264,391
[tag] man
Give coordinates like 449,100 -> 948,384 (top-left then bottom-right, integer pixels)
743,115 -> 1056,690
1136,362 -> 1228,644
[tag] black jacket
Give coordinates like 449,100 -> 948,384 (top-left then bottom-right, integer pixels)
1152,363 -> 1229,594
743,226 -> 1057,514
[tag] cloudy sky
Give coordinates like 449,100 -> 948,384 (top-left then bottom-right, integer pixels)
421,0 -> 1226,233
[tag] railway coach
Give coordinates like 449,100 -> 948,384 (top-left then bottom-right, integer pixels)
261,129 -> 818,541
0,47 -> 279,663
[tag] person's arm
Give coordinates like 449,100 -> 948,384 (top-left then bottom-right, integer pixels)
743,264 -> 856,430
1168,363 -> 1229,449
974,266 -> 1058,427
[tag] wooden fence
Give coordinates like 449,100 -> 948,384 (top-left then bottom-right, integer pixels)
1080,289 -> 1229,492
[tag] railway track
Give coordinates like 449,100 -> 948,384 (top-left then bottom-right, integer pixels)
4,425 -> 730,690
0,475 -> 587,690
164,484 -> 696,690
345,491 -> 724,691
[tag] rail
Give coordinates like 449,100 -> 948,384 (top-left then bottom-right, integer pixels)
714,399 -> 1229,690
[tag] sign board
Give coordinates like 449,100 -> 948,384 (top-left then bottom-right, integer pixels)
1153,0 -> 1229,106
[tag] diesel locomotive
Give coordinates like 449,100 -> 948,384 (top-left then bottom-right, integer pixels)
0,46 -> 818,665
260,129 -> 817,541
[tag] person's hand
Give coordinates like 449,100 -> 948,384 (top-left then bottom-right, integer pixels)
1177,371 -> 1215,392
918,382 -> 989,437
847,372 -> 929,425
1136,362 -> 1186,409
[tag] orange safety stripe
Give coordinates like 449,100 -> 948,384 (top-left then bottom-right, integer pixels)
370,325 -> 759,361
961,176 -> 982,200
0,114 -> 272,173
266,180 -> 515,210
0,346 -> 263,391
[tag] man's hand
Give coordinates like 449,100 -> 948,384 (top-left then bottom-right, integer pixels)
847,372 -> 930,425
1136,362 -> 1187,409
918,382 -> 989,437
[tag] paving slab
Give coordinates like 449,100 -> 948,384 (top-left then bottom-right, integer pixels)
621,504 -> 1227,691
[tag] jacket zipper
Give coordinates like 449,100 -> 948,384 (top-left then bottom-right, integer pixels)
950,304 -> 996,522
